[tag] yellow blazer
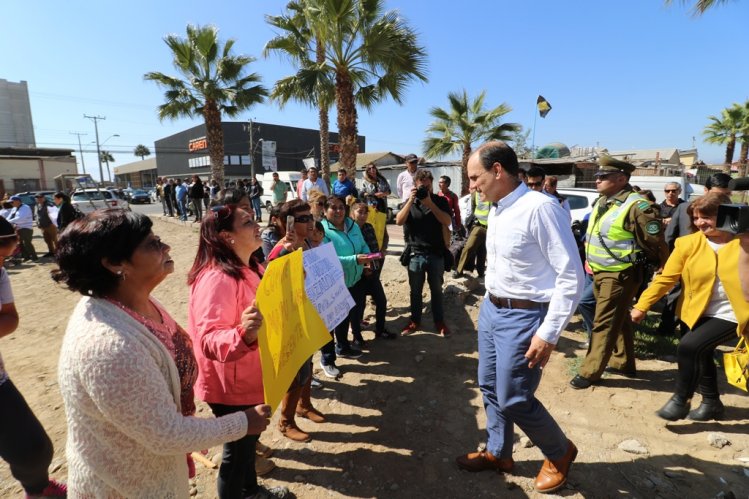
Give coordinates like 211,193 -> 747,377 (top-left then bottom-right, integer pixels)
634,232 -> 748,337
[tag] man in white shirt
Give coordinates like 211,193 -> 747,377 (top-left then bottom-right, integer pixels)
396,153 -> 419,201
455,142 -> 583,494
301,167 -> 329,201
7,196 -> 37,262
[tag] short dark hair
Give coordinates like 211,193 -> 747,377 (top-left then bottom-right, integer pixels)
219,188 -> 249,205
278,199 -> 311,230
52,210 -> 152,297
53,192 -> 70,204
0,217 -> 17,251
414,169 -> 433,182
323,194 -> 349,216
527,166 -> 546,179
476,141 -> 519,176
705,173 -> 733,190
439,175 -> 451,186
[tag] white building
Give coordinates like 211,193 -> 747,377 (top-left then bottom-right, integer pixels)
0,79 -> 35,148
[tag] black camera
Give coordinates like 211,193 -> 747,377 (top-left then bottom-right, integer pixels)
717,204 -> 749,234
416,186 -> 428,200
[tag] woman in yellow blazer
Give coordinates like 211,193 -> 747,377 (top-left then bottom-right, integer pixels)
631,193 -> 748,422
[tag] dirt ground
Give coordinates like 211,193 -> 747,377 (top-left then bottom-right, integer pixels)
1,217 -> 747,498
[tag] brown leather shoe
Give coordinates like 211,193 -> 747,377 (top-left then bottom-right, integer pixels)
455,450 -> 514,473
296,406 -> 326,423
279,421 -> 311,442
535,440 -> 577,493
255,440 -> 273,458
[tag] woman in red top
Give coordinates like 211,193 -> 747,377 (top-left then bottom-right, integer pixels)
187,205 -> 287,499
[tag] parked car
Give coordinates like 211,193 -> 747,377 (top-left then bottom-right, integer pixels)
129,189 -> 151,204
557,188 -> 599,223
71,188 -> 130,213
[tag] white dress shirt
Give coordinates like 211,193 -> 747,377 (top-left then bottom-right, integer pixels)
396,169 -> 416,201
8,204 -> 33,230
301,178 -> 329,201
485,182 -> 584,344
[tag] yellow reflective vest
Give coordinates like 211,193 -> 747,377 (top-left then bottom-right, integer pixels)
585,192 -> 645,271
473,192 -> 490,226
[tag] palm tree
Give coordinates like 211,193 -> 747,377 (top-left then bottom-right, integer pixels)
265,1 -> 335,181
134,144 -> 151,160
736,101 -> 749,177
703,103 -> 745,172
665,0 -> 734,15
423,90 -> 520,195
267,0 -> 428,175
144,24 -> 268,187
100,151 -> 115,183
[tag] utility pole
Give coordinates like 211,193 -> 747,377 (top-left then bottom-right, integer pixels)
84,114 -> 105,184
249,119 -> 254,179
69,131 -> 88,175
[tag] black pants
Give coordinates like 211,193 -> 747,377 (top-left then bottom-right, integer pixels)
0,379 -> 53,494
334,278 -> 366,347
209,403 -> 259,499
362,274 -> 387,333
17,228 -> 37,261
676,316 -> 737,400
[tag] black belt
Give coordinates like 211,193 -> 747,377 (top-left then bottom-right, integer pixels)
488,294 -> 545,310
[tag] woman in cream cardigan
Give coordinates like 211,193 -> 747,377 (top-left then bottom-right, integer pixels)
631,193 -> 748,422
53,210 -> 271,498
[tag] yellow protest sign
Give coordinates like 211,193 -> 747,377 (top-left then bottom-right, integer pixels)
368,206 -> 387,250
255,249 -> 331,413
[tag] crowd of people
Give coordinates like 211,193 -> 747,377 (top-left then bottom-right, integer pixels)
0,142 -> 748,497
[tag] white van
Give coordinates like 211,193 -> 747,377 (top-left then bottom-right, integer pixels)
260,171 -> 302,213
628,176 -> 694,204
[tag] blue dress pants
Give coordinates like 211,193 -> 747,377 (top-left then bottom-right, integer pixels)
477,300 -> 568,461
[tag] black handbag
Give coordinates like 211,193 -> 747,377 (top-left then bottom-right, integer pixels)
399,244 -> 412,267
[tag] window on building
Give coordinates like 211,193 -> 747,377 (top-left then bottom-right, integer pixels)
13,179 -> 40,192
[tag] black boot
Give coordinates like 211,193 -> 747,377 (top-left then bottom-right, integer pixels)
656,395 -> 691,421
688,398 -> 725,421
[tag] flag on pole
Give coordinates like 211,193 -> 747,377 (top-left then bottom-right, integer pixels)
537,95 -> 552,118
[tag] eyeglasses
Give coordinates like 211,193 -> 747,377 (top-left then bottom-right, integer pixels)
664,189 -> 679,193
526,181 -> 543,187
294,214 -> 314,223
328,204 -> 346,211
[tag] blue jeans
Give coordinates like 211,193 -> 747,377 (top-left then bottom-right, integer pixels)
477,300 -> 568,461
177,198 -> 187,220
577,273 -> 595,339
251,197 -> 263,221
209,403 -> 259,498
407,253 -> 444,324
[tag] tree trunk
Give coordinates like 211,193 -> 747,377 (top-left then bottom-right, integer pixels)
317,38 -> 331,184
739,139 -> 748,177
204,100 -> 225,188
461,144 -> 472,196
723,135 -> 736,174
335,69 -> 358,177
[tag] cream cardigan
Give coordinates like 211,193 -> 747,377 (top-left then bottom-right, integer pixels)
58,297 -> 248,498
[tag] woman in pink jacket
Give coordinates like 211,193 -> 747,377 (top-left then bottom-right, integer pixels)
187,204 -> 287,499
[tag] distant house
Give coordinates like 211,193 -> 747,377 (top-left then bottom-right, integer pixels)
113,158 -> 158,188
0,147 -> 77,196
330,151 -> 405,172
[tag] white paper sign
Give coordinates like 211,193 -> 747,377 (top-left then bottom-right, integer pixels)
303,243 -> 354,331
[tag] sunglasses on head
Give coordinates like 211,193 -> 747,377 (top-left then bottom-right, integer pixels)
211,205 -> 230,220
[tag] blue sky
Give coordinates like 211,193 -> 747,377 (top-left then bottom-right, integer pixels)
2,0 -> 748,180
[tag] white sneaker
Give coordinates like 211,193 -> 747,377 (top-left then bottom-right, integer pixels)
319,360 -> 340,378
310,375 -> 323,388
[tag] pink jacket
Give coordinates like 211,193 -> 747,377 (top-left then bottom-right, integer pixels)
188,265 -> 264,406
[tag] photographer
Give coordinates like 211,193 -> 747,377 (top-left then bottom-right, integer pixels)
396,169 -> 452,337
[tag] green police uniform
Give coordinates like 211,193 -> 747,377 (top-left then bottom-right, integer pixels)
457,192 -> 490,275
577,158 -> 669,383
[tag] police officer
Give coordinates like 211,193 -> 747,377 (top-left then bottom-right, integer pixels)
570,156 -> 668,389
455,190 -> 490,278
